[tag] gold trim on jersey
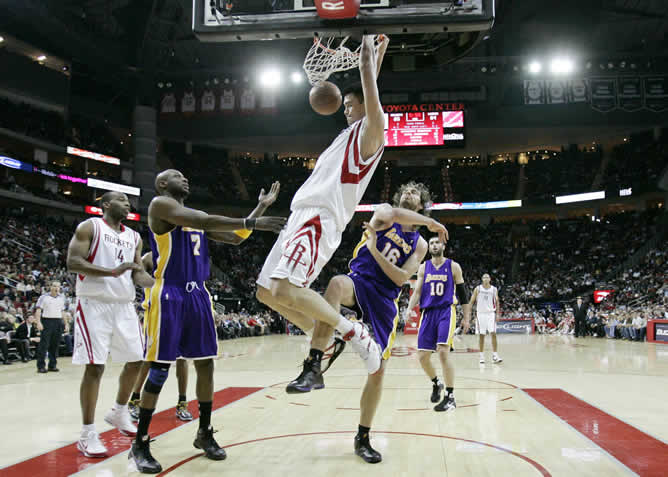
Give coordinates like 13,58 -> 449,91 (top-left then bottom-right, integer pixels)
382,297 -> 400,360
144,231 -> 172,361
153,231 -> 172,280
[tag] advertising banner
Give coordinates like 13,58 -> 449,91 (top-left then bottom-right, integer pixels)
496,319 -> 534,334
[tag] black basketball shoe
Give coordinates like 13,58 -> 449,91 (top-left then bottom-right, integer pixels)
194,426 -> 227,460
430,381 -> 444,403
434,393 -> 456,412
321,337 -> 346,373
354,434 -> 382,464
285,358 -> 324,394
129,436 -> 162,474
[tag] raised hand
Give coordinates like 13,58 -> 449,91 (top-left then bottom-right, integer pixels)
255,217 -> 287,234
362,221 -> 377,250
258,181 -> 280,208
427,219 -> 449,244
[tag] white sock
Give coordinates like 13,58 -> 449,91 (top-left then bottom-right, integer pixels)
335,316 -> 354,336
82,424 -> 95,435
113,402 -> 127,412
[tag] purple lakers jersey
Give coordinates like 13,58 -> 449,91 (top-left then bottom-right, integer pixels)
148,226 -> 210,283
349,223 -> 420,297
420,258 -> 455,309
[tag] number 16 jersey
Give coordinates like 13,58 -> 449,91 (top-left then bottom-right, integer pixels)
419,258 -> 455,309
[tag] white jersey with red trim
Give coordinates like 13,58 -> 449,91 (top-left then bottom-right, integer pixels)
75,217 -> 139,303
290,118 -> 384,231
476,285 -> 498,314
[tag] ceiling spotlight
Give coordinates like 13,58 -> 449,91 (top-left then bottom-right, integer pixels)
260,68 -> 281,88
157,82 -> 164,88
490,65 -> 497,73
481,66 -> 487,73
528,61 -> 542,74
0,36 -> 4,43
550,58 -> 574,74
290,71 -> 303,84
619,61 -> 626,68
585,61 -> 592,69
483,34 -> 490,41
62,65 -> 69,72
37,55 -> 47,61
166,82 -> 172,88
607,62 -> 614,69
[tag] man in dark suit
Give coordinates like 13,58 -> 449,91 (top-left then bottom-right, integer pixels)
15,314 -> 40,362
573,296 -> 588,338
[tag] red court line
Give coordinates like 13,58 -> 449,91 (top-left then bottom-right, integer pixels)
0,386 -> 262,477
524,388 -> 668,477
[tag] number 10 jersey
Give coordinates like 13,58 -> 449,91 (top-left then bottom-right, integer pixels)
419,258 -> 455,309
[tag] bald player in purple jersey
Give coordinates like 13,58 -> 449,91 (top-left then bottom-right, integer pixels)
286,182 -> 448,463
407,236 -> 471,412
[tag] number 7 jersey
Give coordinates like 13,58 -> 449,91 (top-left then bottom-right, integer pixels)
419,258 -> 455,309
148,226 -> 210,284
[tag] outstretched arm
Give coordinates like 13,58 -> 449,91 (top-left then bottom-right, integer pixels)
452,261 -> 471,333
149,196 -> 285,234
368,204 -> 448,243
359,35 -> 387,160
209,182 -> 282,244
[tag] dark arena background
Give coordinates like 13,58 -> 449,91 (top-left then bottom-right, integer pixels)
0,1 -> 667,476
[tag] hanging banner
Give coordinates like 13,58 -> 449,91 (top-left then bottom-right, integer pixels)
568,79 -> 589,103
643,76 -> 668,112
590,78 -> 617,112
523,80 -> 546,105
618,77 -> 643,111
546,79 -> 568,104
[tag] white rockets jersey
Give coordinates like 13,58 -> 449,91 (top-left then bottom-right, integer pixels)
75,218 -> 140,303
291,118 -> 384,231
221,89 -> 235,111
476,285 -> 497,314
161,93 -> 176,113
181,92 -> 196,112
240,88 -> 255,111
201,90 -> 215,112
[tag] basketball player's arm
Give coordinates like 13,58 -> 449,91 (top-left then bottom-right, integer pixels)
131,238 -> 155,288
150,196 -> 285,234
367,204 -> 448,243
405,263 -> 426,319
494,288 -> 500,321
469,286 -> 478,307
208,182 -> 281,244
66,221 -> 142,278
452,261 -> 471,333
359,35 -> 386,159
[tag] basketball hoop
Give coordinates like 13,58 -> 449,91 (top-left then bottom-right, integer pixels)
302,35 -> 384,86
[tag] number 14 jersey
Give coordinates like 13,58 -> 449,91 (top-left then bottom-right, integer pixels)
76,217 -> 141,303
419,258 -> 455,309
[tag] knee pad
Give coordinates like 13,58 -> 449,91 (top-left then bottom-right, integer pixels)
144,362 -> 170,394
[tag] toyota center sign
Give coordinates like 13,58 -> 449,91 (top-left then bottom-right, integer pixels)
496,319 -> 534,334
656,323 -> 668,343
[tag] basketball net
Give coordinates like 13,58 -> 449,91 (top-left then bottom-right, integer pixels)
303,36 -> 383,86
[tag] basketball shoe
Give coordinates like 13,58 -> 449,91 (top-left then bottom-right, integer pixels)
104,406 -> 137,436
354,433 -> 382,464
434,393 -> 456,412
193,426 -> 227,460
128,398 -> 140,421
343,322 -> 382,374
77,430 -> 108,458
176,401 -> 194,421
430,380 -> 444,403
286,358 -> 324,394
130,435 -> 161,473
321,336 -> 346,373
479,352 -> 485,364
492,353 -> 503,363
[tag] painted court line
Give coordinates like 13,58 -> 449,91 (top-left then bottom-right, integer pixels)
524,388 -> 668,477
0,387 -> 262,477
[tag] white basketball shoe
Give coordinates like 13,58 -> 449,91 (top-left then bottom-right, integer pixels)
77,430 -> 108,458
105,406 -> 138,437
344,322 -> 382,374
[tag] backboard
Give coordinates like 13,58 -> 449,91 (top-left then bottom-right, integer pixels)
193,0 -> 494,42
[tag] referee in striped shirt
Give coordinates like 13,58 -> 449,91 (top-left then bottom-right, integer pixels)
35,281 -> 67,373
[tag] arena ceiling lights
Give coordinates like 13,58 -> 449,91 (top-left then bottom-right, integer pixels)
528,56 -> 576,75
555,191 -> 605,204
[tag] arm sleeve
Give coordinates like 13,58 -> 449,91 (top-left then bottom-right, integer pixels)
455,283 -> 470,305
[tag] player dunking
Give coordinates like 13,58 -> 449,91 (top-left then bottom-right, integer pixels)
256,35 -> 392,375
470,273 -> 502,364
66,192 -> 155,457
130,174 -> 284,473
285,182 -> 447,463
406,236 -> 471,412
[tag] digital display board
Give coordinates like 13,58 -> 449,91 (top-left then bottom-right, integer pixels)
85,206 -> 140,221
383,110 -> 465,148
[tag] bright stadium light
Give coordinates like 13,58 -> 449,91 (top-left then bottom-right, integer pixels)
528,61 -> 542,74
37,55 -> 47,61
550,57 -> 574,74
0,36 -> 4,43
259,68 -> 281,88
291,71 -> 303,84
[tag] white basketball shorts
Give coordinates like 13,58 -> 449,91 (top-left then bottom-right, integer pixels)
73,297 -> 144,365
476,312 -> 497,334
257,207 -> 341,289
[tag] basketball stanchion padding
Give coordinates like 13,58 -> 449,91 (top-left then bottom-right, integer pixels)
313,0 -> 361,19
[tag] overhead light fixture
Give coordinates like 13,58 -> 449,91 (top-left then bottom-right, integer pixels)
37,55 -> 47,61
290,71 -> 303,84
528,61 -> 542,74
259,68 -> 281,88
550,57 -> 574,74
0,36 -> 4,43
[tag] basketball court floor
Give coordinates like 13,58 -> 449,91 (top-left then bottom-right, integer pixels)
2,333 -> 667,476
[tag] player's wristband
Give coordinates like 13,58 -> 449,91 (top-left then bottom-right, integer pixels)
234,229 -> 252,239
243,217 -> 257,230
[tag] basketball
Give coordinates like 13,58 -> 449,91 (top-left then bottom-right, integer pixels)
309,81 -> 342,116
